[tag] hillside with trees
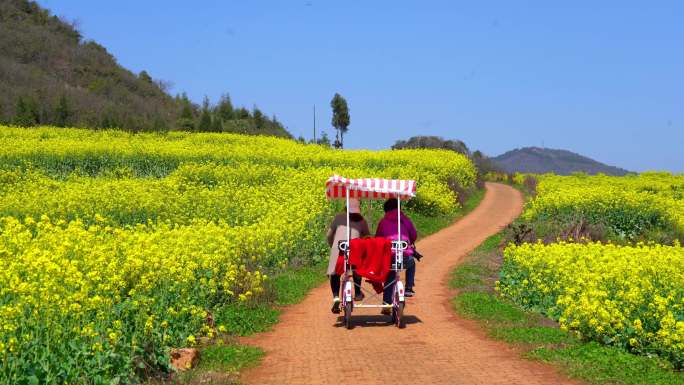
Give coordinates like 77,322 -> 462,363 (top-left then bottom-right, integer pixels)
0,0 -> 290,136
392,135 -> 502,177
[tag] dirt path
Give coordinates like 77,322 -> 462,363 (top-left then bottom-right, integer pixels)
241,183 -> 578,385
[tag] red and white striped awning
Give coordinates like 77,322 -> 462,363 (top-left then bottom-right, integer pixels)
325,174 -> 416,200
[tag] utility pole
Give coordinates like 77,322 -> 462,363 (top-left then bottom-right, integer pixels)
313,105 -> 316,143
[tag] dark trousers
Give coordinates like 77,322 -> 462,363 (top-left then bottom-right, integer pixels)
383,256 -> 416,304
330,273 -> 362,298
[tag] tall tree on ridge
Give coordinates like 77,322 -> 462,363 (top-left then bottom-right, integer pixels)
198,96 -> 212,132
176,93 -> 195,131
216,94 -> 234,121
330,93 -> 349,149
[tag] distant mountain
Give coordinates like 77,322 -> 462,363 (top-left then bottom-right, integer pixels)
492,147 -> 630,176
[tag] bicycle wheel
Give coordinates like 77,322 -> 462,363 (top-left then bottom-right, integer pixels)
344,301 -> 353,329
392,301 -> 405,328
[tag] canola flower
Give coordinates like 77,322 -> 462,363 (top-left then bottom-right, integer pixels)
499,241 -> 684,368
0,126 -> 476,384
521,173 -> 684,239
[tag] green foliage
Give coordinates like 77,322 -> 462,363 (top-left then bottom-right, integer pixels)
13,95 -> 40,127
54,94 -> 71,127
330,93 -> 350,148
198,96 -> 213,132
392,136 -> 470,155
138,70 -> 153,83
316,131 -> 332,147
216,94 -> 234,121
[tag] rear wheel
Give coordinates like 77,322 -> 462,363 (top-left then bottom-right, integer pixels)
344,301 -> 353,329
392,302 -> 405,328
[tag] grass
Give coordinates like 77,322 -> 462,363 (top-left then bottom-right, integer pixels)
450,233 -> 684,385
198,345 -> 264,372
269,263 -> 327,306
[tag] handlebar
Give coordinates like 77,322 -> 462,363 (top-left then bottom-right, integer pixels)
392,240 -> 409,251
339,239 -> 408,252
338,240 -> 348,252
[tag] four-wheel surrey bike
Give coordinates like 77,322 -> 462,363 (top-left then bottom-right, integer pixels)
325,175 -> 416,329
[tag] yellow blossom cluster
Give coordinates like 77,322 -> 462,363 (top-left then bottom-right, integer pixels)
499,241 -> 684,367
0,126 -> 476,383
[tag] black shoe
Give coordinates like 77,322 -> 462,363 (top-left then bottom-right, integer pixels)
405,289 -> 415,297
331,297 -> 341,314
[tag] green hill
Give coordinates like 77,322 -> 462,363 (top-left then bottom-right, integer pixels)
0,0 -> 290,137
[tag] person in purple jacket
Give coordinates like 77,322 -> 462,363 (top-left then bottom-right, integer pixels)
375,198 -> 418,312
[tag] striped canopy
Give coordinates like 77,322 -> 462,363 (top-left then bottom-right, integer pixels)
325,174 -> 416,200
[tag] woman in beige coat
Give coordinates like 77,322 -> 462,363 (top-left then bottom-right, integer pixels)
326,198 -> 370,313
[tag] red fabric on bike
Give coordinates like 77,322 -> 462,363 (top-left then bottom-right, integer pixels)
349,237 -> 392,290
334,254 -> 344,276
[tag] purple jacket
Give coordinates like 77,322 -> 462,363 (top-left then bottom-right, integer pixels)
375,209 -> 417,244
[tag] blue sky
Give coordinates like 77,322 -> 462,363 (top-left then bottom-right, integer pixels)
40,1 -> 683,172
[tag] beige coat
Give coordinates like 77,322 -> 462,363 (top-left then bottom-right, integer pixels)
326,213 -> 370,275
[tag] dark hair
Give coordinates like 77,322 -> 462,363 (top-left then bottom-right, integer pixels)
383,198 -> 398,213
349,213 -> 364,222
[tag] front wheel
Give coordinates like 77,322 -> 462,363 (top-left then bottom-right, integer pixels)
344,301 -> 353,329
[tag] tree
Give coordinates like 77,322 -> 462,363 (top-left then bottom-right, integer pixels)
330,93 -> 350,149
14,96 -> 40,127
54,94 -> 71,127
216,94 -> 234,121
252,106 -> 264,129
138,70 -> 153,83
392,135 -> 470,155
176,93 -> 195,131
235,107 -> 250,119
197,96 -> 212,132
211,116 -> 223,132
317,131 -> 331,147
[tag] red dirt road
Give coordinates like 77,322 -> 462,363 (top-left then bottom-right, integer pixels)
241,183 -> 579,385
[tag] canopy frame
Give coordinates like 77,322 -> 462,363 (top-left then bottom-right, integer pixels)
325,175 -> 416,201
327,174 -> 416,303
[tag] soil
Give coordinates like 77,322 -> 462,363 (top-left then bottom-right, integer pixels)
240,183 -> 580,385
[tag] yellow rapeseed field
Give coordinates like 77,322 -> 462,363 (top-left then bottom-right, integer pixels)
522,173 -> 684,239
0,126 -> 476,383
499,241 -> 684,368
499,173 -> 684,368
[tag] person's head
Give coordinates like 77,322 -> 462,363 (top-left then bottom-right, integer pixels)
347,198 -> 361,214
383,198 -> 398,213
